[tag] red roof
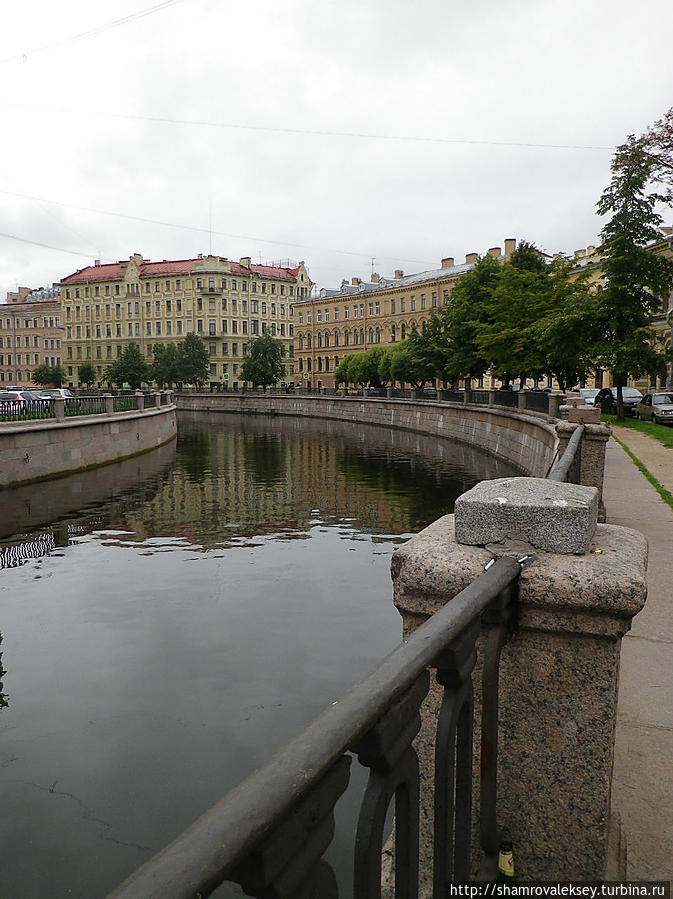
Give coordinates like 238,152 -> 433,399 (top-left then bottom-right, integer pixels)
61,256 -> 302,284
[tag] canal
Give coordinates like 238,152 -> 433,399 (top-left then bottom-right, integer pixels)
0,412 -> 519,897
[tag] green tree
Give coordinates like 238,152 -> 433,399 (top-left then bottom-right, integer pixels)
151,343 -> 180,388
33,364 -> 66,387
440,255 -> 502,385
334,354 -> 356,387
240,333 -> 285,388
77,362 -> 96,388
104,342 -> 149,389
594,123 -> 673,418
388,333 -> 437,388
178,333 -> 209,387
349,347 -> 388,387
477,242 -> 553,386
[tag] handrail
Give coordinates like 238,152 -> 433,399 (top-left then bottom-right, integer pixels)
548,423 -> 584,483
108,556 -> 522,898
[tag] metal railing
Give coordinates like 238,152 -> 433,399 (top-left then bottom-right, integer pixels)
65,396 -> 107,416
0,399 -> 51,422
548,423 -> 585,484
107,556 -> 521,898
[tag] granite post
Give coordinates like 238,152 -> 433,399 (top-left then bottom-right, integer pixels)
556,413 -> 611,522
391,477 -> 647,888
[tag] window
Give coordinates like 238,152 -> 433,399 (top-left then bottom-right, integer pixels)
209,320 -> 216,335
177,321 -> 183,334
421,294 -> 426,310
145,282 -> 151,293
411,297 -> 416,311
209,342 -> 216,355
252,282 -> 257,293
232,343 -> 238,356
176,279 -> 182,290
401,298 -> 406,312
261,302 -> 266,315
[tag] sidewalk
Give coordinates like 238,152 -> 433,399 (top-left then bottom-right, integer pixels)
603,428 -> 673,881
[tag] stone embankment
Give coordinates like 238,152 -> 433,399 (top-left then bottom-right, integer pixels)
0,392 -> 177,488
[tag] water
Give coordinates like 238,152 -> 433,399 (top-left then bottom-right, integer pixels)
0,412 -> 518,897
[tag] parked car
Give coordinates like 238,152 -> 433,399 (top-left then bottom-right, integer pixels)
0,389 -> 27,410
634,391 -> 673,425
578,388 -> 599,406
595,386 -> 643,416
37,388 -> 74,399
421,386 -> 438,398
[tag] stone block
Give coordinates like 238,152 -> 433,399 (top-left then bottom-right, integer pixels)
454,476 -> 598,554
569,406 -> 601,424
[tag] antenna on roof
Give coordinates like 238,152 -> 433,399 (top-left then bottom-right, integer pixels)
371,257 -> 375,278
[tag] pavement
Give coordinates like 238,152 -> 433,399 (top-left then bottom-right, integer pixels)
603,426 -> 673,881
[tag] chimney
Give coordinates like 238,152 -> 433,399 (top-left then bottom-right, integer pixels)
504,238 -> 516,258
574,249 -> 587,259
94,259 -> 101,267
487,246 -> 501,258
352,277 -> 362,286
465,252 -> 478,264
341,279 -> 349,289
371,273 -> 380,282
587,245 -> 596,255
394,269 -> 404,279
441,257 -> 454,268
240,256 -> 251,268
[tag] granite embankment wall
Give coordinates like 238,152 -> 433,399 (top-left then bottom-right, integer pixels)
0,405 -> 177,488
176,393 -> 558,476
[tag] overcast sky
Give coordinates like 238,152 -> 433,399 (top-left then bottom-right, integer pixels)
1,0 -> 672,300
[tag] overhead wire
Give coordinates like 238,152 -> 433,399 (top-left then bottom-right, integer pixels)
0,0 -> 187,64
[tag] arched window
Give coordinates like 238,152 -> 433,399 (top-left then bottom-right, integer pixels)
360,328 -> 364,345
401,323 -> 406,340
422,319 -> 427,333
307,334 -> 312,349
376,327 -> 381,344
299,334 -> 304,350
334,356 -> 339,369
325,356 -> 330,371
334,330 -> 340,347
353,330 -> 358,345
318,356 -> 323,371
307,358 -> 312,372
391,324 -> 396,343
345,330 -> 350,346
368,328 -> 374,344
324,331 -> 330,348
318,333 -> 323,348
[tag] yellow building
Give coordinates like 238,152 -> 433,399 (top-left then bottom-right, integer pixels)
59,254 -> 312,388
293,240 -> 517,389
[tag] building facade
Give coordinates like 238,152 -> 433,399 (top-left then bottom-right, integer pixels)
0,286 -> 63,386
293,240 -> 517,389
59,254 -> 312,388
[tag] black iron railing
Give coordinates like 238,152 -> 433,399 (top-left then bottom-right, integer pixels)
107,556 -> 522,898
548,423 -> 584,484
65,396 -> 107,416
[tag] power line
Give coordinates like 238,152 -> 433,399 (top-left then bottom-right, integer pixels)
0,188 -> 437,266
1,102 -> 615,152
0,0 -> 186,64
0,230 -> 99,259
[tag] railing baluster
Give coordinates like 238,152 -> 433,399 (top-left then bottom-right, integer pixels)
352,672 -> 428,899
479,583 -> 517,877
433,619 -> 479,889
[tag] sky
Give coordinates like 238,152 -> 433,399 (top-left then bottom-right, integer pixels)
1,0 -> 673,300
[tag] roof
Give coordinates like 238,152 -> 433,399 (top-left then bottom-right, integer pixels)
314,260 -> 475,302
60,256 -> 302,285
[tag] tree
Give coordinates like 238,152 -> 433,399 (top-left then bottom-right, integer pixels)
77,362 -> 96,388
477,242 -> 553,386
151,343 -> 180,388
440,254 -> 502,385
104,342 -> 149,389
388,332 -> 437,388
178,333 -> 209,387
33,364 -> 66,387
240,333 -> 285,388
594,119 -> 673,418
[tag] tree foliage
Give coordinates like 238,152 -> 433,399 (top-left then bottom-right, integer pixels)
104,342 -> 149,389
240,334 -> 285,387
77,362 -> 97,387
593,119 -> 673,417
33,364 -> 66,387
151,343 -> 180,387
177,333 -> 209,386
